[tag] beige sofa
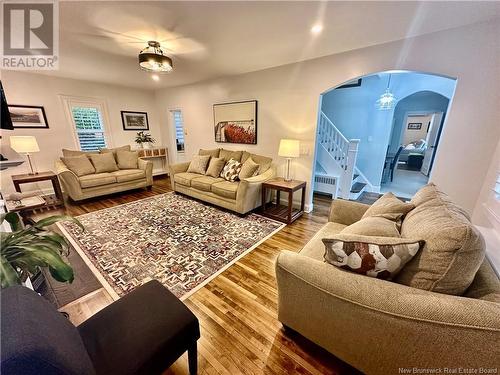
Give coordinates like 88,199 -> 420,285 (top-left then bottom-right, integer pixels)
276,186 -> 500,373
55,148 -> 153,201
170,148 -> 275,214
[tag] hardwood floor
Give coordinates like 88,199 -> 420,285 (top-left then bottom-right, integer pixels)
34,177 -> 359,375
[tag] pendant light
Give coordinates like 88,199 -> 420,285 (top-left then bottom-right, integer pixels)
376,74 -> 397,110
138,41 -> 173,73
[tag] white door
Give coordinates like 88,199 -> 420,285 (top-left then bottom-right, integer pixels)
421,112 -> 443,176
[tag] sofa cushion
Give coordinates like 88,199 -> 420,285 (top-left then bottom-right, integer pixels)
238,157 -> 259,179
116,150 -> 139,169
211,180 -> 239,199
112,169 -> 146,183
341,216 -> 401,238
323,234 -> 423,280
362,192 -> 414,222
79,173 -> 117,188
187,155 -> 211,174
100,145 -> 131,161
220,158 -> 242,182
395,183 -> 485,295
61,155 -> 96,177
62,149 -> 99,158
199,148 -> 220,158
89,153 -> 119,173
174,172 -> 202,187
205,157 -> 226,178
299,222 -> 347,260
219,149 -> 243,162
191,176 -> 224,192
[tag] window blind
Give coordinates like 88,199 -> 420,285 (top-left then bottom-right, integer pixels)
71,106 -> 107,151
171,110 -> 185,152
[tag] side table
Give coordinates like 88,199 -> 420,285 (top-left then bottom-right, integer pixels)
261,178 -> 306,224
11,171 -> 65,209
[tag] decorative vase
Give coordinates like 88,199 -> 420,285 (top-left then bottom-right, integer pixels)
144,142 -> 153,149
136,143 -> 144,149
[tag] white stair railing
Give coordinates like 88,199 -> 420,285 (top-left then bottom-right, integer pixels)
317,111 -> 360,199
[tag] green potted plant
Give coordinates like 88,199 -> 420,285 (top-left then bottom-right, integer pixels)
135,131 -> 156,149
0,213 -> 84,288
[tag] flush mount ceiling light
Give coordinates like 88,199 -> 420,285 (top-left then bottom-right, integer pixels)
138,41 -> 173,73
376,74 -> 397,110
311,24 -> 323,34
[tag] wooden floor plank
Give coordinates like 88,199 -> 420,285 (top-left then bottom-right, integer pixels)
32,176 -> 359,374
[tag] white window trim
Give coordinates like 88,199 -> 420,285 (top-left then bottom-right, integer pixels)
59,95 -> 114,150
169,108 -> 186,156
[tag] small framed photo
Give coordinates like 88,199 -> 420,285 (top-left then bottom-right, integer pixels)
9,105 -> 49,129
121,111 -> 149,131
408,122 -> 422,130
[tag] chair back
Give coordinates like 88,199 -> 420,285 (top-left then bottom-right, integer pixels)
0,286 -> 96,375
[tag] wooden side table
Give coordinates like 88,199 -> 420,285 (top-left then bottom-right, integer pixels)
261,178 -> 306,224
11,171 -> 65,209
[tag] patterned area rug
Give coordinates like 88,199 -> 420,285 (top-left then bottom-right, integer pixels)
59,193 -> 284,300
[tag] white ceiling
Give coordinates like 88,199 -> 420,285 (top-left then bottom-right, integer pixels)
35,1 -> 500,89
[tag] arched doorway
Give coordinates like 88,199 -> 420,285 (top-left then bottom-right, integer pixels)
312,70 -> 456,203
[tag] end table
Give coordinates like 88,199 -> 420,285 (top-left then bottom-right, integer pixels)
11,171 -> 65,209
261,178 -> 306,224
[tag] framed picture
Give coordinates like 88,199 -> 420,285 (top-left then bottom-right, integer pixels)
121,111 -> 149,131
408,122 -> 422,130
8,105 -> 49,129
213,100 -> 257,144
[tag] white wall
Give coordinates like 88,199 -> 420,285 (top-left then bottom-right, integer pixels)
0,71 -> 162,193
154,19 -> 500,215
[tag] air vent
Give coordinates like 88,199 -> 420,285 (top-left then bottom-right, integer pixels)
314,174 -> 338,197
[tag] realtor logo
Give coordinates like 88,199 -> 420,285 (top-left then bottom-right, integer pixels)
2,1 -> 59,70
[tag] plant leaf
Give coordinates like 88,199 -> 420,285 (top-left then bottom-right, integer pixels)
3,213 -> 23,231
34,215 -> 84,231
0,255 -> 21,288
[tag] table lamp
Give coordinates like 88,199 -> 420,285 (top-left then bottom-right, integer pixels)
278,139 -> 300,181
10,136 -> 40,175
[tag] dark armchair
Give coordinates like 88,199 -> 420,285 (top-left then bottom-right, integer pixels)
1,280 -> 200,375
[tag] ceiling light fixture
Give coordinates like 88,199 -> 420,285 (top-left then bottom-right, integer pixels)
376,74 -> 397,110
138,41 -> 173,73
311,24 -> 323,34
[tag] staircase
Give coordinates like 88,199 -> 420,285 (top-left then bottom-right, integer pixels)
315,111 -> 367,200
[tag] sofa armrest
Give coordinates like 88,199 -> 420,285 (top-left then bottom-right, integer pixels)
236,166 -> 276,213
169,162 -> 190,189
275,250 -> 500,373
328,199 -> 370,225
55,160 -> 82,200
138,159 -> 153,186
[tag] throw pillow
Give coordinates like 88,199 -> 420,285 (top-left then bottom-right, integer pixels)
61,155 -> 96,177
116,150 -> 139,169
100,145 -> 131,161
62,149 -> 98,158
238,157 -> 259,179
362,192 -> 415,222
205,157 -> 226,178
187,155 -> 211,174
199,148 -> 220,158
89,153 -> 119,173
341,216 -> 401,238
219,149 -> 243,162
323,233 -> 423,280
220,158 -> 242,182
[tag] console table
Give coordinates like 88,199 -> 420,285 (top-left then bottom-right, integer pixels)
136,147 -> 169,176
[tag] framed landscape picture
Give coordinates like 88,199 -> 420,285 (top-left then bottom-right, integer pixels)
213,100 -> 257,144
121,111 -> 149,131
408,122 -> 422,130
9,105 -> 49,129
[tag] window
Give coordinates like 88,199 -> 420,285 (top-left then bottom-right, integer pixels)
170,109 -> 185,153
495,172 -> 500,200
71,106 -> 107,151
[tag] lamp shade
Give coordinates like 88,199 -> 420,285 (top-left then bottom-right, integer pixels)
10,136 -> 40,153
278,139 -> 300,158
